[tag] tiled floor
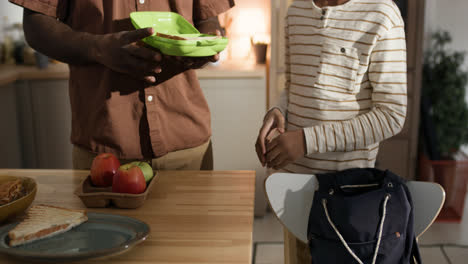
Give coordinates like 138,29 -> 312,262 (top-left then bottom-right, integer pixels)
253,213 -> 284,243
253,212 -> 285,264
253,195 -> 468,264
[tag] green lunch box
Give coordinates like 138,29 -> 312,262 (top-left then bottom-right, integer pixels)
130,11 -> 229,57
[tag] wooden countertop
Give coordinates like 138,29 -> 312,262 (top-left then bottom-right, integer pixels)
0,63 -> 70,86
198,61 -> 266,79
0,169 -> 255,264
0,60 -> 266,86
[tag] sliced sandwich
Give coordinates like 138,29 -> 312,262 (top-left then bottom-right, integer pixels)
8,204 -> 88,247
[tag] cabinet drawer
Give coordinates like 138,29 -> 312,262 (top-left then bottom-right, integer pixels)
376,139 -> 409,179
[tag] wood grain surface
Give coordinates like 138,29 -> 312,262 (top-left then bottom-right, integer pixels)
0,169 -> 255,264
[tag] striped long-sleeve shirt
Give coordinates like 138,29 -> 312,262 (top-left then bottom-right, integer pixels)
276,0 -> 407,174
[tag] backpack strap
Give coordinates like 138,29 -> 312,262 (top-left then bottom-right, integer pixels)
411,237 -> 422,263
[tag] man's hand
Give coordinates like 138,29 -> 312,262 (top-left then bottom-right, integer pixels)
93,27 -> 162,84
255,108 -> 286,167
265,129 -> 306,170
172,29 -> 222,70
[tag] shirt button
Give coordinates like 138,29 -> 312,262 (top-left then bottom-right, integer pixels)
147,95 -> 153,102
320,16 -> 325,20
139,0 -> 145,4
341,48 -> 346,53
322,9 -> 326,15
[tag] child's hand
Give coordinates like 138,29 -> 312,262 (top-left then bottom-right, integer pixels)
255,108 -> 285,167
265,129 -> 306,170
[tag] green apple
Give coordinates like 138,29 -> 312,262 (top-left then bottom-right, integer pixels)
120,161 -> 154,182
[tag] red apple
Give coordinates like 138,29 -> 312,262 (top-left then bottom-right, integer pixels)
112,165 -> 146,194
90,153 -> 120,187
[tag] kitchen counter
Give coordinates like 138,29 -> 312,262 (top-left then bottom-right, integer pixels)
0,60 -> 266,86
198,61 -> 266,79
0,63 -> 69,86
0,169 -> 255,264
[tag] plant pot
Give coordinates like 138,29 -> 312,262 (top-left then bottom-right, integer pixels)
253,43 -> 268,64
418,153 -> 468,222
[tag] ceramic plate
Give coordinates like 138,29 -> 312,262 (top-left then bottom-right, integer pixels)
0,212 -> 149,262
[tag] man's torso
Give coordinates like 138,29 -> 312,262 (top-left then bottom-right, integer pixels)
64,1 -> 212,159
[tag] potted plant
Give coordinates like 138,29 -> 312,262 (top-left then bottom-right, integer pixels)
419,31 -> 468,222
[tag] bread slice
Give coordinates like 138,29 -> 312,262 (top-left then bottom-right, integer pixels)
8,205 -> 88,247
156,32 -> 221,41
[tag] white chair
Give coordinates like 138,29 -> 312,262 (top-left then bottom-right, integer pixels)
264,172 -> 446,244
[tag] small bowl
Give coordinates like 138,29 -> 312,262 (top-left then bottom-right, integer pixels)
74,172 -> 158,209
0,176 -> 37,223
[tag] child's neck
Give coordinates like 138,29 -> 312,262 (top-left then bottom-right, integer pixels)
315,0 -> 350,8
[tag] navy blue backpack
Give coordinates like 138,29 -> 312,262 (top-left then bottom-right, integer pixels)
307,168 -> 422,264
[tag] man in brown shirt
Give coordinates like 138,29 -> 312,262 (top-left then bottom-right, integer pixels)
9,0 -> 235,170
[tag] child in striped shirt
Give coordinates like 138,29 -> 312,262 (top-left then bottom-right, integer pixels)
256,0 -> 406,175
255,0 -> 407,262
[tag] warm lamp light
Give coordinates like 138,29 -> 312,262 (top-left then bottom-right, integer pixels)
225,8 -> 271,60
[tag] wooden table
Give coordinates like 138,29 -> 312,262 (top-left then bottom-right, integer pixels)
0,169 -> 255,264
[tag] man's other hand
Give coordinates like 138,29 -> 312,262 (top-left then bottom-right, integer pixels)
93,27 -> 162,84
171,29 -> 222,70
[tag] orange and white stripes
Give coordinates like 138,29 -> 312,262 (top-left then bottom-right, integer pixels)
276,0 -> 407,173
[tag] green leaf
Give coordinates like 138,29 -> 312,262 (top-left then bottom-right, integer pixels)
423,30 -> 468,158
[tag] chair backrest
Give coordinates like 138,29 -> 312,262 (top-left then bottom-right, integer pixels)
264,172 -> 445,243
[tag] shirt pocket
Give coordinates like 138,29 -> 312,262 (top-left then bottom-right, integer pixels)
315,42 -> 360,92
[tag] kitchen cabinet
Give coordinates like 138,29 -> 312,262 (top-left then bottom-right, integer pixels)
11,79 -> 73,169
0,64 -> 72,169
0,83 -> 22,168
21,80 -> 73,169
199,69 -> 268,216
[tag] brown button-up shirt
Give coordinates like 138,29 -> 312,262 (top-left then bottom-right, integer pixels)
10,0 -> 234,159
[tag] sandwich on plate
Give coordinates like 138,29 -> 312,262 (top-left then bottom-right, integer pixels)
8,204 -> 88,247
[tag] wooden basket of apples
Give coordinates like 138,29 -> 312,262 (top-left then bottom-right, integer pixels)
74,153 -> 158,209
